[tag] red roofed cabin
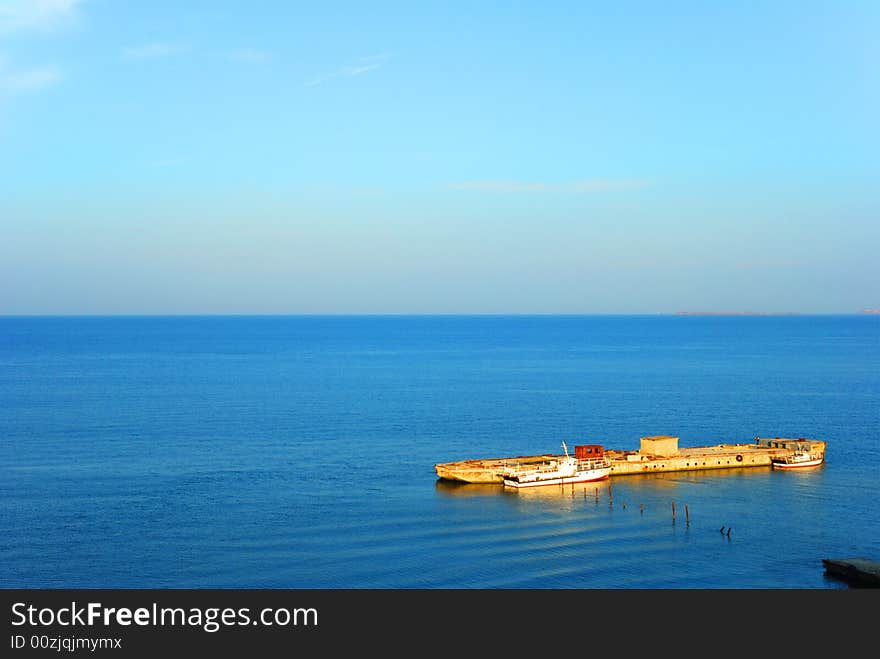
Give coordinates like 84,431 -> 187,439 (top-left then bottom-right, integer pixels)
574,445 -> 605,459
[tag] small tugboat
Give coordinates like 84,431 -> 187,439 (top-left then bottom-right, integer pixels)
502,442 -> 610,488
771,450 -> 824,470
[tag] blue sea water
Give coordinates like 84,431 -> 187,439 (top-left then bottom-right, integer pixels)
1,315 -> 878,589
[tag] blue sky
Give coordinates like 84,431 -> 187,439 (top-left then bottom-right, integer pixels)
1,0 -> 877,313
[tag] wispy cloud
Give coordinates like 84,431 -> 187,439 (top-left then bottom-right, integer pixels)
0,0 -> 83,34
0,2 -> 73,104
306,52 -> 391,87
450,178 -> 652,193
0,65 -> 61,93
123,42 -> 188,60
226,48 -> 270,63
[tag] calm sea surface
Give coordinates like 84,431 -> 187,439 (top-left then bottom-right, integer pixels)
1,315 -> 878,589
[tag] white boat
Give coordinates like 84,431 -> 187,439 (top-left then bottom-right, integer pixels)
502,442 -> 611,488
772,451 -> 824,470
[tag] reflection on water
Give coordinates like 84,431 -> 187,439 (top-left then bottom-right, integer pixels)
434,479 -> 503,497
611,466 -> 781,492
501,481 -> 612,502
435,465 -> 807,499
434,466 -> 836,543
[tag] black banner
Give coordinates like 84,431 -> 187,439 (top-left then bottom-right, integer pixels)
1,588 -> 871,656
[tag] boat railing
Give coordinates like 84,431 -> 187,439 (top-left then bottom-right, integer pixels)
576,457 -> 612,470
501,459 -> 568,477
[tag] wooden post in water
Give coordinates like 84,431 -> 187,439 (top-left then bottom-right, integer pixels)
640,504 -> 644,515
609,486 -> 613,506
595,487 -> 599,503
685,505 -> 690,525
672,500 -> 676,522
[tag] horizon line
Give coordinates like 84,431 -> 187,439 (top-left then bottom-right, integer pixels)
0,311 -> 876,318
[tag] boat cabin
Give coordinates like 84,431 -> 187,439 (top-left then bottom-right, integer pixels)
574,445 -> 605,459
